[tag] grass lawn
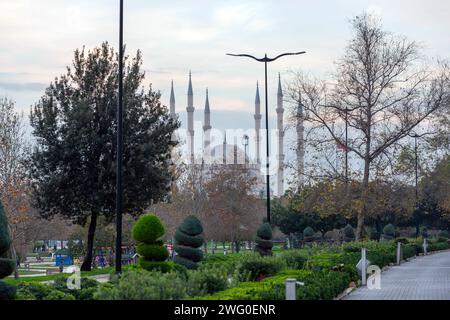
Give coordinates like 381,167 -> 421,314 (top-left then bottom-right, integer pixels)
4,266 -> 118,285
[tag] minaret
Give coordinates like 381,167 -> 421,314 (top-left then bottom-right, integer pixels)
276,74 -> 285,196
187,72 -> 195,163
170,80 -> 176,117
254,82 -> 262,165
203,88 -> 212,162
223,132 -> 227,164
297,91 -> 305,189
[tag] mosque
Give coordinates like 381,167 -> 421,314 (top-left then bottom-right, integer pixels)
167,72 -> 305,197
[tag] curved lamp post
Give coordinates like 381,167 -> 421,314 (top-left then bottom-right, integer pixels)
116,0 -> 124,274
226,52 -> 306,223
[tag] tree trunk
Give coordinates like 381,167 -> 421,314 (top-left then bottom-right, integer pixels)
234,241 -> 240,253
80,211 -> 98,271
356,155 -> 371,240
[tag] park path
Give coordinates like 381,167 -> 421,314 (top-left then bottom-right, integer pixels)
344,250 -> 450,300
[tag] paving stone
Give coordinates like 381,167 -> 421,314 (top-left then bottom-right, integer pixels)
344,251 -> 450,300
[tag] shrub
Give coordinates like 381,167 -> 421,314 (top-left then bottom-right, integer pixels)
42,290 -> 76,300
15,282 -> 76,300
235,254 -> 286,282
0,201 -> 16,300
279,250 -> 309,269
255,223 -> 273,256
199,269 -> 351,300
132,214 -> 171,272
187,265 -> 229,296
53,277 -> 99,300
303,227 -> 314,242
382,224 -> 396,240
132,214 -> 165,243
438,230 -> 449,239
94,270 -> 187,300
394,237 -> 409,244
174,215 -> 204,269
343,224 -> 355,242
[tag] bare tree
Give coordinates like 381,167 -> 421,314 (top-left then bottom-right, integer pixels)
287,14 -> 450,238
0,98 -> 32,265
203,164 -> 265,251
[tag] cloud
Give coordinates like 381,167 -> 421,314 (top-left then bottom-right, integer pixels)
0,81 -> 46,92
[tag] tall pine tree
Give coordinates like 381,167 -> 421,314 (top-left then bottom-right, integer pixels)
29,42 -> 179,271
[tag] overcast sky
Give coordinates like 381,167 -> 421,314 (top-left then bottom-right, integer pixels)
1,0 -> 449,167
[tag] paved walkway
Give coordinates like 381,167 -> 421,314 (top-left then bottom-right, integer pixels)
345,250 -> 450,300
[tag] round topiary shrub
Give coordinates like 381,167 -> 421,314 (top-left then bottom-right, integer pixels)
0,201 -> 16,300
174,215 -> 204,269
303,227 -> 314,242
343,224 -> 355,242
132,214 -> 165,243
382,224 -> 396,240
132,214 -> 171,273
255,223 -> 273,256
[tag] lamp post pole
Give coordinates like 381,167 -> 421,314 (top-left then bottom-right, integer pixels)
226,51 -> 306,223
115,0 -> 124,274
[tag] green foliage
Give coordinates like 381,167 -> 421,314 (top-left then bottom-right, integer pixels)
173,245 -> 203,262
138,259 -> 173,273
179,215 -> 204,236
29,42 -> 179,270
174,229 -> 204,247
174,215 -> 204,269
306,252 -> 359,281
279,250 -> 309,269
15,282 -> 75,300
395,237 -> 409,244
136,243 -> 169,261
53,277 -> 99,300
257,223 -> 272,239
343,224 -> 355,241
94,270 -> 187,300
382,224 -> 396,240
187,265 -> 230,296
199,269 -> 350,300
132,214 -> 170,272
235,254 -> 286,282
438,230 -> 449,238
42,290 -> 76,300
0,281 -> 17,300
0,202 -> 11,256
255,223 -> 273,256
303,227 -> 314,242
132,214 -> 165,243
0,201 -> 16,300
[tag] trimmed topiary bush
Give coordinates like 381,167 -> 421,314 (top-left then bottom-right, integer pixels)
255,223 -> 273,256
382,224 -> 396,240
303,227 -> 314,242
0,201 -> 16,300
132,214 -> 171,273
343,224 -> 355,242
174,215 -> 204,269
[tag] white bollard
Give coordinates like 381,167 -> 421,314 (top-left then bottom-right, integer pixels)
361,248 -> 367,286
423,238 -> 428,255
285,278 -> 305,300
396,242 -> 402,265
285,278 -> 296,300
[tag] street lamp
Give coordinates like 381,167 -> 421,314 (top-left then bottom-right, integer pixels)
242,134 -> 249,165
115,0 -> 124,274
226,51 -> 306,223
